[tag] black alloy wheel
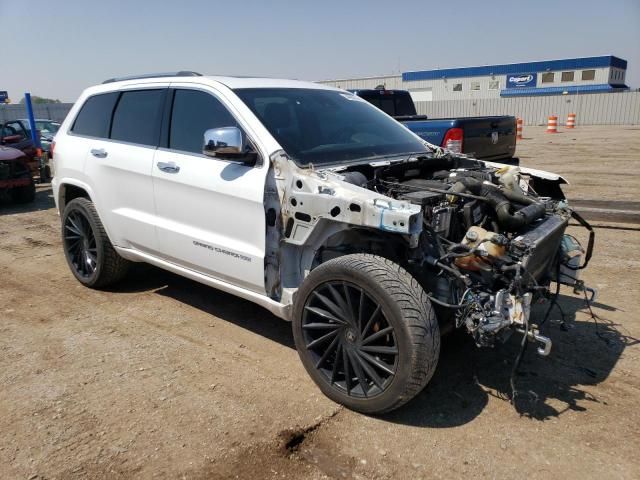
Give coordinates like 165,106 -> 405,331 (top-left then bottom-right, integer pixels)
61,197 -> 129,288
293,254 -> 439,414
302,281 -> 399,398
64,209 -> 98,278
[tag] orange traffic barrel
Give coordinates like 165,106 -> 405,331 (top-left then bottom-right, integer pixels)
546,115 -> 558,133
516,118 -> 523,140
566,112 -> 576,128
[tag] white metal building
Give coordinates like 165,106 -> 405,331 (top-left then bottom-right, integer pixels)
318,56 -> 629,102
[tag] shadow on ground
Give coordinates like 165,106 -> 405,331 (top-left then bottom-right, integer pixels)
0,185 -> 55,215
383,295 -> 636,426
112,264 -> 635,427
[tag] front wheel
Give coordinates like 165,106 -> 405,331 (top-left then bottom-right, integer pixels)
292,254 -> 440,414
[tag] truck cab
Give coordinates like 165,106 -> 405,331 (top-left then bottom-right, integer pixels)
351,88 -> 517,163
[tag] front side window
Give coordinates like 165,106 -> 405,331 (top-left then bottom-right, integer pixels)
169,89 -> 238,154
71,92 -> 119,138
235,88 -> 427,166
561,71 -> 574,82
110,89 -> 165,146
541,72 -> 554,83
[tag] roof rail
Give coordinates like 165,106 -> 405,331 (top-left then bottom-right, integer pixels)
102,71 -> 203,84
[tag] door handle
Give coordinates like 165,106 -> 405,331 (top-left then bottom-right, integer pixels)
157,161 -> 180,173
90,148 -> 108,158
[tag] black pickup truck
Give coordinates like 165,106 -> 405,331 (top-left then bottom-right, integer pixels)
352,88 -> 517,163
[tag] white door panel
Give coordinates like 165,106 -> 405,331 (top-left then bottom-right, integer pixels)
84,139 -> 157,251
152,149 -> 267,293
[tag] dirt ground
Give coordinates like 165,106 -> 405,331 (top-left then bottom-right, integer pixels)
1,126 -> 639,479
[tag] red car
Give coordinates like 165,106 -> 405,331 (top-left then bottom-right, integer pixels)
0,145 -> 35,203
0,119 -> 40,176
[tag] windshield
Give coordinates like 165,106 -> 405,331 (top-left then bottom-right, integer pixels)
234,88 -> 427,165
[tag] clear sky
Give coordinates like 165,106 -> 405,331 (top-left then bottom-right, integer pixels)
1,0 -> 639,102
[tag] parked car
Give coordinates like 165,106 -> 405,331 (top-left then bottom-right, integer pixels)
20,118 -> 61,152
0,145 -> 36,203
352,88 -> 517,163
0,119 -> 38,161
0,119 -> 52,180
52,72 -> 593,413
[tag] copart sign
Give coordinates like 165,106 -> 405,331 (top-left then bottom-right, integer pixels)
505,73 -> 537,88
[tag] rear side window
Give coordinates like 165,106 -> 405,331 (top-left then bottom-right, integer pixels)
169,89 -> 237,154
110,89 -> 165,146
71,92 -> 119,138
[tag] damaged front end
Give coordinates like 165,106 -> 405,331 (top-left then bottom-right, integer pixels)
267,150 -> 594,358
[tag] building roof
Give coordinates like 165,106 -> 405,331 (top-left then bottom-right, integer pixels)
403,56 -> 627,82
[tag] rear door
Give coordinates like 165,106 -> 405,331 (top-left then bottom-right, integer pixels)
459,116 -> 516,161
151,86 -> 268,293
80,87 -> 166,252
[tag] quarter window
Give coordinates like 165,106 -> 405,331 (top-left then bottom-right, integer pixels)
561,71 -> 574,82
169,89 -> 238,154
541,72 -> 554,83
453,83 -> 463,91
582,69 -> 596,81
71,92 -> 119,138
110,90 -> 165,146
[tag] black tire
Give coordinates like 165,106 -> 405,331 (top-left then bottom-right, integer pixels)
11,176 -> 36,203
292,254 -> 440,414
61,197 -> 130,288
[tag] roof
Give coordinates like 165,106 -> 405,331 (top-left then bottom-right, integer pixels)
403,56 -> 628,82
499,83 -> 629,97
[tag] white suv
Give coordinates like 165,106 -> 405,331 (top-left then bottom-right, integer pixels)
52,72 -> 592,413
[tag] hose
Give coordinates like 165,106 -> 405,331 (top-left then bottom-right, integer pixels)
451,177 -> 545,230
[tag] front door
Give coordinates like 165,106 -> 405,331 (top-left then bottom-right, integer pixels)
152,87 -> 268,294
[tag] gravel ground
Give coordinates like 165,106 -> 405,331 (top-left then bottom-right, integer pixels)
1,126 -> 639,479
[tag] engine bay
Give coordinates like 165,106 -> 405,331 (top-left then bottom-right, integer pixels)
335,155 -> 595,354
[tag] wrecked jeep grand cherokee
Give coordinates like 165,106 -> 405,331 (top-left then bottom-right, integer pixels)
53,74 -> 594,414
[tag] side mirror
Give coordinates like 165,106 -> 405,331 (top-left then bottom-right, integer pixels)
203,127 -> 258,166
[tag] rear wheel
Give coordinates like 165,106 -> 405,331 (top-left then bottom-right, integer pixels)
293,254 -> 440,414
62,197 -> 130,288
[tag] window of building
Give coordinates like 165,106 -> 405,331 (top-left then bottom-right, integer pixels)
470,82 -> 481,91
169,89 -> 238,154
561,71 -> 574,82
71,92 -> 119,138
453,83 -> 463,92
582,70 -> 596,81
488,80 -> 499,90
541,72 -> 555,83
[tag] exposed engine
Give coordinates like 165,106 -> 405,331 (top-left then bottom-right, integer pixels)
339,156 -> 594,355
